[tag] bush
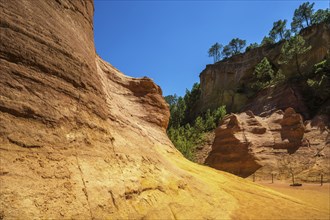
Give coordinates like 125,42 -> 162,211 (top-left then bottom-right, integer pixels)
250,57 -> 275,91
212,105 -> 226,126
166,105 -> 226,161
245,43 -> 259,52
204,110 -> 216,131
305,56 -> 330,114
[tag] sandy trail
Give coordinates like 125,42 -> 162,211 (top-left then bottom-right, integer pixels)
259,182 -> 330,213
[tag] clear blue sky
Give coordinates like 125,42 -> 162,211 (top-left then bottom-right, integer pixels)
94,0 -> 329,97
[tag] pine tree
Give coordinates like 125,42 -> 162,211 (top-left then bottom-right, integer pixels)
291,2 -> 315,33
269,19 -> 290,41
251,57 -> 275,91
208,43 -> 222,63
280,35 -> 311,77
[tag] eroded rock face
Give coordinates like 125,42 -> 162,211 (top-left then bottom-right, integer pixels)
243,83 -> 310,119
206,108 -> 329,181
0,1 -> 329,219
204,112 -> 264,177
198,23 -> 330,114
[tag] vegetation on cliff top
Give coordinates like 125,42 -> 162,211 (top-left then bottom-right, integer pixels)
166,2 -> 329,160
249,35 -> 329,115
207,2 -> 329,63
305,53 -> 330,115
249,57 -> 285,92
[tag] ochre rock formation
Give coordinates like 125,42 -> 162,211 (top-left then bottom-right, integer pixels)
198,23 -> 330,114
206,108 -> 329,182
0,1 -> 329,219
243,83 -> 311,118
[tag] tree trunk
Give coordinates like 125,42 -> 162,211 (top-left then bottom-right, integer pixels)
291,173 -> 295,185
305,17 -> 309,27
321,174 -> 323,186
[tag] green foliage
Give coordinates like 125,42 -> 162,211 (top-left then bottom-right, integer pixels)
167,126 -> 195,160
204,109 -> 216,131
208,42 -> 222,63
261,36 -> 275,46
272,69 -> 286,84
164,94 -> 178,107
183,83 -> 201,124
279,35 -> 311,77
249,58 -> 286,92
245,43 -> 259,52
250,58 -> 274,91
222,38 -> 246,58
165,83 -> 201,128
165,89 -> 227,160
305,56 -> 330,113
206,2 -> 326,64
312,8 -> 330,24
222,45 -> 232,58
212,105 -> 226,127
269,19 -> 291,41
175,97 -> 186,127
291,2 -> 315,33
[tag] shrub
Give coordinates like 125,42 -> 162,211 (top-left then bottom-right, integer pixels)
250,57 -> 275,91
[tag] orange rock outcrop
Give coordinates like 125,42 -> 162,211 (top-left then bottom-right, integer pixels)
206,108 -> 329,181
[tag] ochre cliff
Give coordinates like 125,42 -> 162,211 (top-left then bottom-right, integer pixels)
199,23 -> 330,115
206,108 -> 329,182
0,1 -> 329,219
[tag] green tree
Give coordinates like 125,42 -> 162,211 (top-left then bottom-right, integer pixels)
164,94 -> 178,128
168,126 -> 195,160
222,45 -> 232,58
212,106 -> 226,126
279,35 -> 311,77
311,8 -> 330,24
183,83 -> 201,123
250,57 -> 275,91
222,38 -> 246,58
269,19 -> 291,41
261,36 -> 275,46
306,56 -> 330,114
170,97 -> 186,128
194,116 -> 205,134
291,2 -> 315,33
164,94 -> 178,107
245,43 -> 259,52
204,109 -> 216,130
165,84 -> 227,161
208,42 -> 222,63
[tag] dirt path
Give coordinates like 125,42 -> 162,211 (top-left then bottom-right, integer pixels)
259,182 -> 330,213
